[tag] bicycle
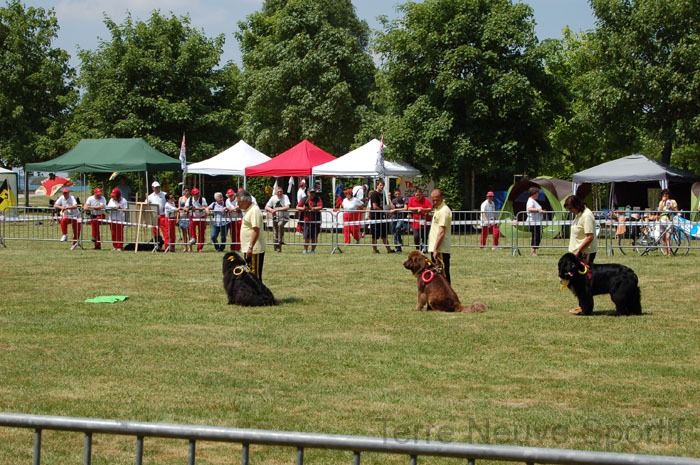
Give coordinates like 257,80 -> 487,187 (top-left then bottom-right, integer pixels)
633,215 -> 690,256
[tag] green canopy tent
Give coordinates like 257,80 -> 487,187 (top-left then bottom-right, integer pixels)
25,138 -> 181,204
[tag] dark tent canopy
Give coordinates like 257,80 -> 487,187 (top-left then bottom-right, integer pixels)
26,138 -> 181,173
572,154 -> 700,210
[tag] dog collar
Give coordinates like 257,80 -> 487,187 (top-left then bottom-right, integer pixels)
578,261 -> 592,280
232,265 -> 250,276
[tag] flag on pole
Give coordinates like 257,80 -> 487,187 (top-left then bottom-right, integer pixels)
376,136 -> 386,178
0,179 -> 16,212
179,133 -> 187,174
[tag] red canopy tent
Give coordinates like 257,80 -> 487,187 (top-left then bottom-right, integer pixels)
245,140 -> 336,177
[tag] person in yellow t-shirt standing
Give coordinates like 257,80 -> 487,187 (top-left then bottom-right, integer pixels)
564,195 -> 598,315
428,189 -> 452,284
238,189 -> 266,282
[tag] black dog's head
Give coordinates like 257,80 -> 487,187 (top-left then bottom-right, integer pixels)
558,252 -> 585,279
223,251 -> 246,274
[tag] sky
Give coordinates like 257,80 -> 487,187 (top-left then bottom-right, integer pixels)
21,0 -> 596,69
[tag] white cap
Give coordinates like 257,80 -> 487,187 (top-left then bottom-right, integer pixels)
151,181 -> 160,188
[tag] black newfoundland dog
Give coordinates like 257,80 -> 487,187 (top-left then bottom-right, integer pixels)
222,252 -> 279,306
558,253 -> 641,315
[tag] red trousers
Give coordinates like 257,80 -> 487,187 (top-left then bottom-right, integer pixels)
90,215 -> 104,247
110,222 -> 124,249
160,216 -> 176,251
480,224 -> 500,246
230,219 -> 241,251
343,211 -> 361,243
189,216 -> 207,251
60,217 -> 81,244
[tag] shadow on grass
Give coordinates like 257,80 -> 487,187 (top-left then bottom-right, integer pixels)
278,297 -> 302,304
585,310 -> 650,317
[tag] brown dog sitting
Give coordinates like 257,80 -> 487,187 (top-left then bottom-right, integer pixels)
403,250 -> 487,313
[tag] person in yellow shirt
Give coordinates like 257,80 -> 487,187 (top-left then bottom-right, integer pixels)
238,189 -> 266,282
564,195 -> 598,315
428,189 -> 452,284
657,189 -> 678,255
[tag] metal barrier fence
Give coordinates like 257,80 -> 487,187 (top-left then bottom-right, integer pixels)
3,207 -> 698,256
1,413 -> 697,465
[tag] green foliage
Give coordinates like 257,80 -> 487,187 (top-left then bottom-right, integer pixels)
585,0 -> 700,164
236,0 -> 376,156
0,0 -> 76,167
69,11 -> 240,165
372,0 -> 558,204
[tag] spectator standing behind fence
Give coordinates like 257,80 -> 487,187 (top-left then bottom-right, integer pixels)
225,188 -> 241,251
115,176 -> 132,202
428,189 -> 452,284
84,187 -> 106,250
106,188 -> 127,251
55,187 -> 81,250
408,189 -> 432,252
390,189 -> 408,253
658,188 -> 678,255
370,181 -> 394,254
187,188 -> 207,252
163,193 -> 178,253
207,192 -> 230,252
342,189 -> 363,244
480,191 -> 499,249
265,186 -> 291,252
238,189 -> 266,281
178,186 -> 192,252
296,180 -> 307,235
298,188 -> 323,254
526,186 -> 545,256
148,181 -> 167,251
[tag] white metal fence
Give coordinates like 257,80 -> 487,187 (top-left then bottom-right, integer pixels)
1,413 -> 697,465
2,206 -> 699,256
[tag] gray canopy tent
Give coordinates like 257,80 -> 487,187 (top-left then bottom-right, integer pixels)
572,154 -> 700,210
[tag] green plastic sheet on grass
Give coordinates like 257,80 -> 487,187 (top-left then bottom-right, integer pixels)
84,296 -> 129,304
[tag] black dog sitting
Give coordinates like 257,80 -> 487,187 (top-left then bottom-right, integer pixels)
222,252 -> 279,306
558,253 -> 641,315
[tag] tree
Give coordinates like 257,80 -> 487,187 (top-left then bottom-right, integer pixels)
236,0 -> 376,156
587,0 -> 700,165
70,11 -> 240,165
373,0 -> 557,208
0,0 -> 76,168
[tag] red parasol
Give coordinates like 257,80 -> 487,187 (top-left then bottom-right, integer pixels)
35,176 -> 73,196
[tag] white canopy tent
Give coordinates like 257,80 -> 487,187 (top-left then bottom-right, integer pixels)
312,139 -> 421,177
187,140 -> 270,176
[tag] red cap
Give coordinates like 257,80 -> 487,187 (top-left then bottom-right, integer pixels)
344,189 -> 352,194
226,188 -> 235,196
62,187 -> 70,193
237,187 -> 244,192
111,188 -> 121,197
191,187 -> 200,195
486,191 -> 495,197
94,188 -> 102,195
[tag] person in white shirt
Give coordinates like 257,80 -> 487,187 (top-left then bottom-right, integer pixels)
480,191 -> 499,249
296,179 -> 307,205
341,189 -> 363,244
147,181 -> 167,251
225,188 -> 241,252
163,192 -> 179,253
106,188 -> 128,250
187,187 -> 207,252
206,192 -> 230,252
526,186 -> 546,256
265,186 -> 291,252
84,187 -> 107,250
55,187 -> 81,249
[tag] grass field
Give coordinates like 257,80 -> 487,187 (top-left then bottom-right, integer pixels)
0,241 -> 698,464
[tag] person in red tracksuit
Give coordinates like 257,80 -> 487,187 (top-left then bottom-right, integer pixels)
83,187 -> 107,250
187,188 -> 207,252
